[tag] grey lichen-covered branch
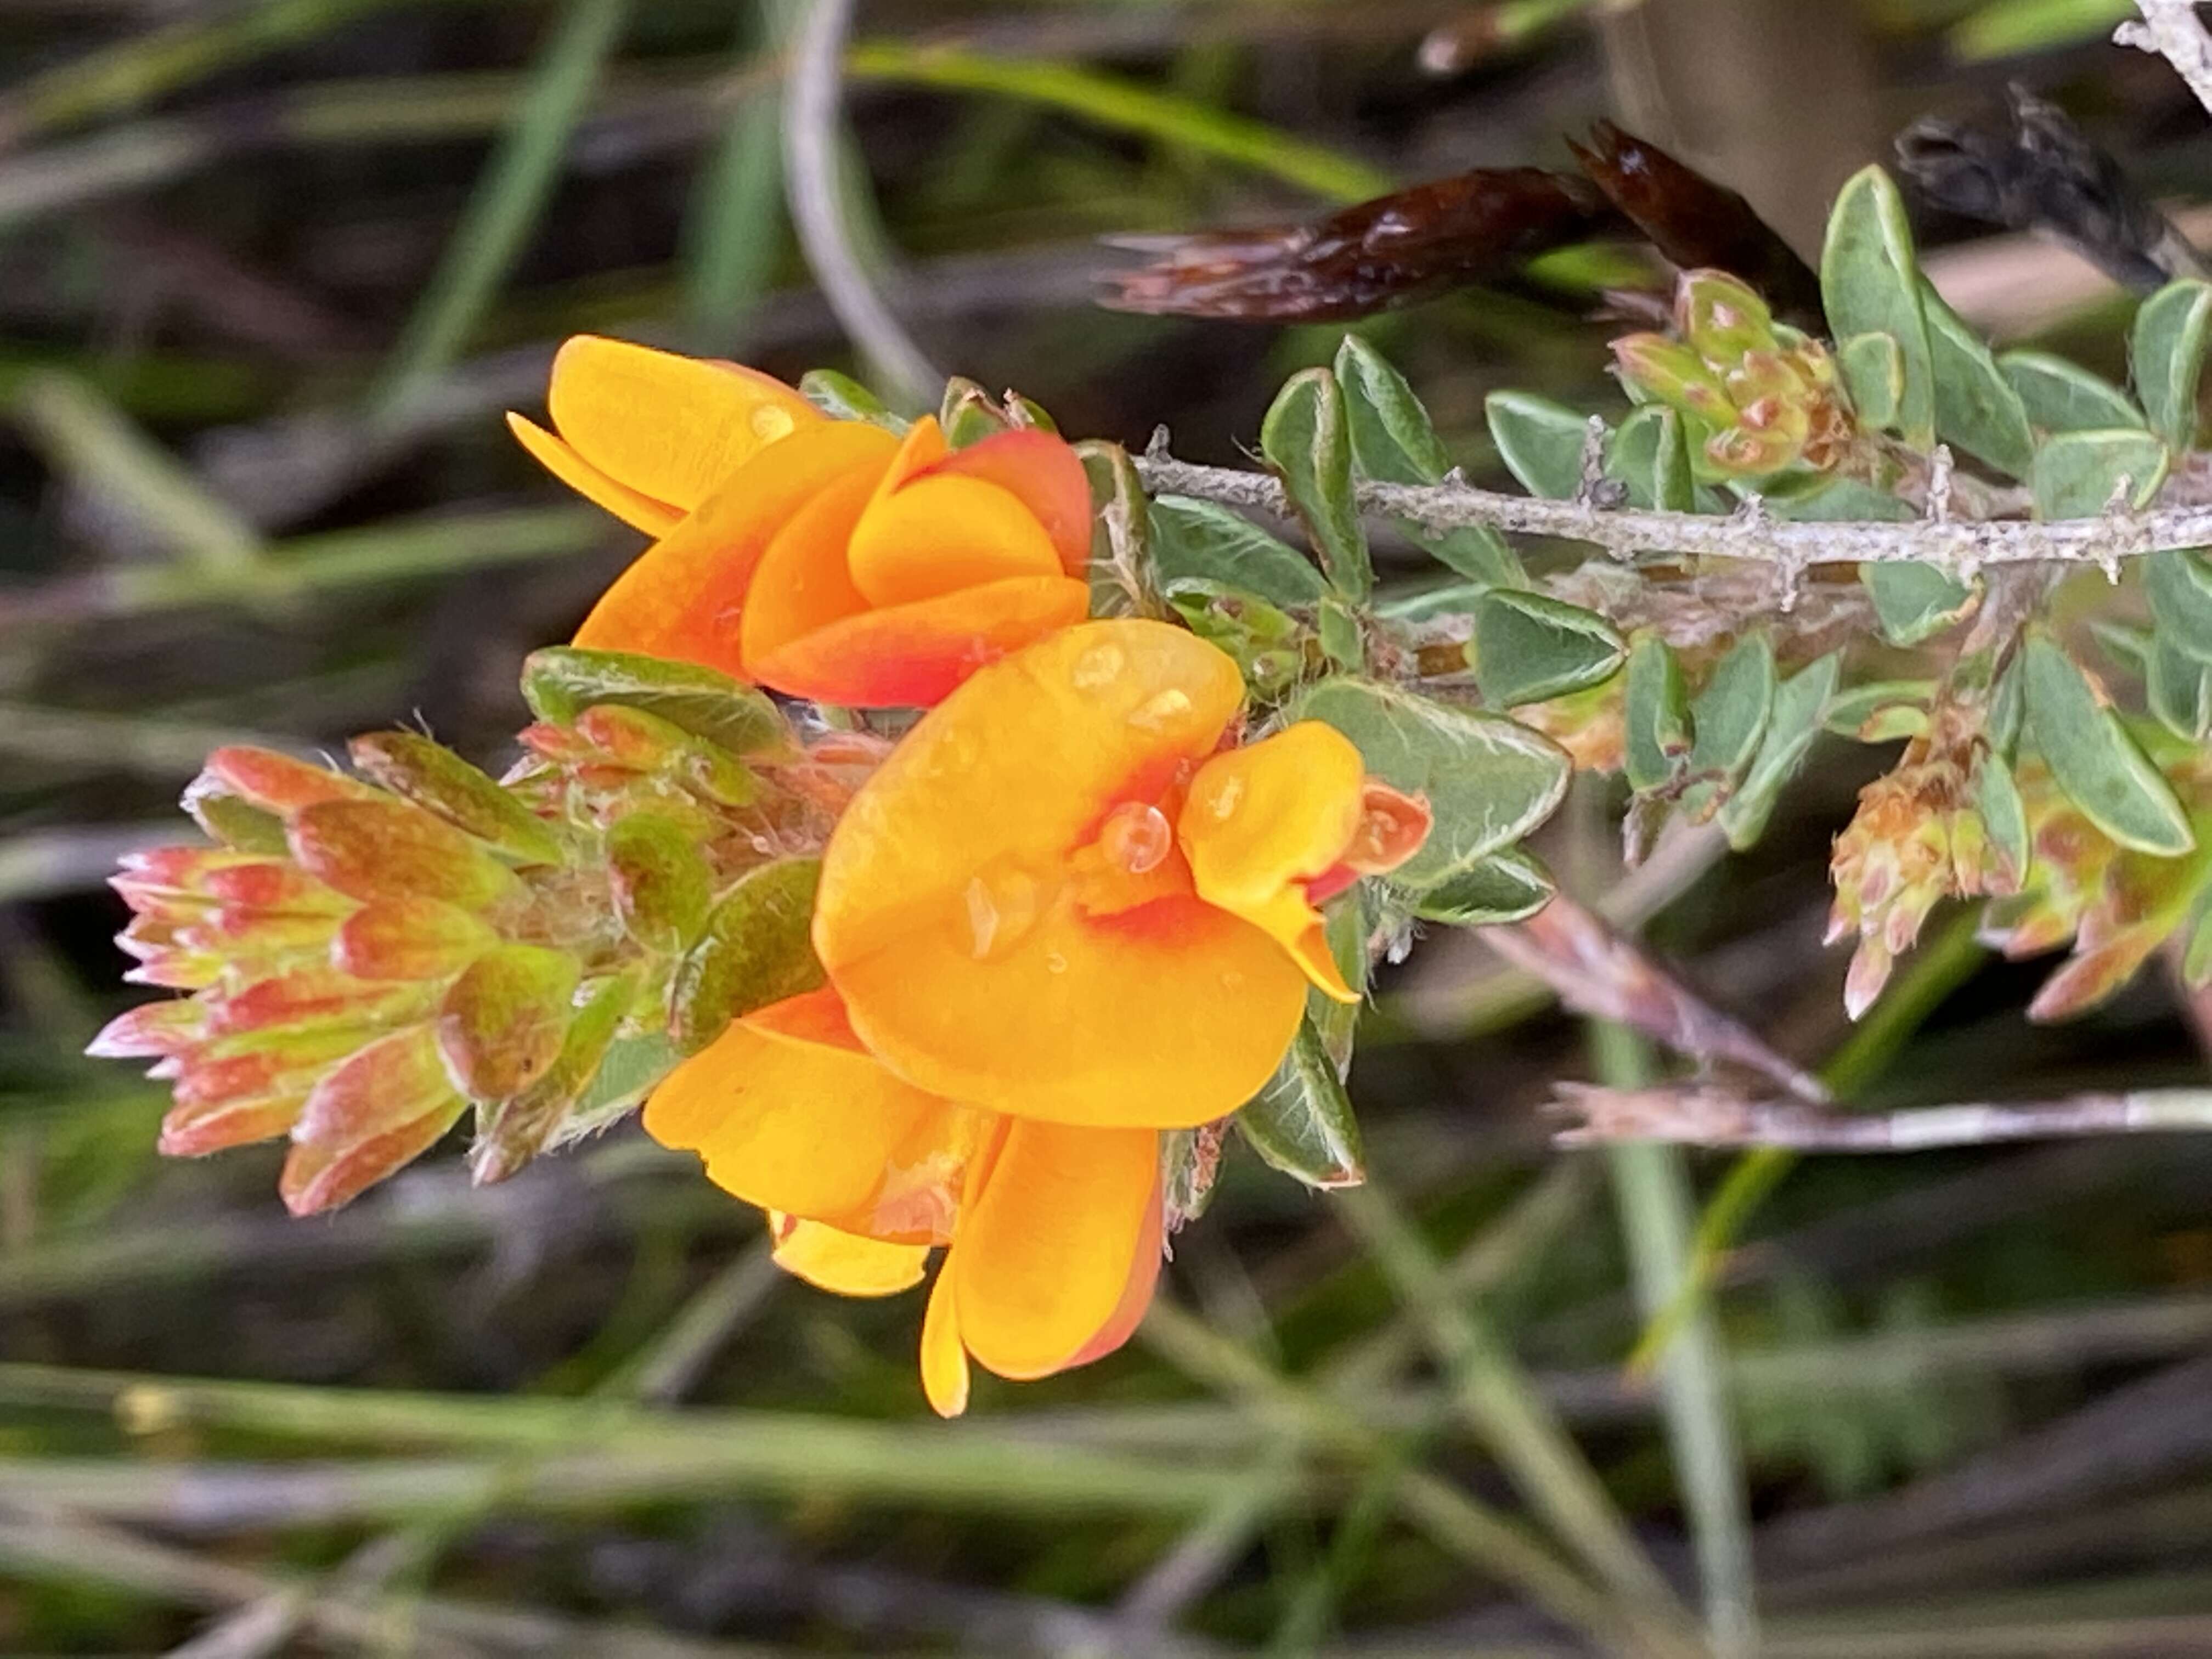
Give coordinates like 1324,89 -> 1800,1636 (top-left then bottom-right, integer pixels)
1553,1084 -> 2212,1150
1135,439 -> 2212,579
2118,0 -> 2212,122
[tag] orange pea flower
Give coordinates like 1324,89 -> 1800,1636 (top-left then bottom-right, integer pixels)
644,985 -> 1160,1417
814,618 -> 1430,1130
508,336 -> 1094,707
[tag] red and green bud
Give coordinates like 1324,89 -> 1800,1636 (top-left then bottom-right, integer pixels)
289,798 -> 523,911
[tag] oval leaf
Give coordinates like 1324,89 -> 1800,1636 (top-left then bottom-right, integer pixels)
1148,495 -> 1329,608
2130,278 -> 2212,452
1919,279 -> 2035,478
522,648 -> 790,756
1999,350 -> 2145,435
1238,1018 -> 1363,1189
1486,391 -> 1596,502
1260,368 -> 1370,602
1688,630 -> 1776,778
1624,632 -> 1691,793
1605,405 -> 1695,512
1862,561 -> 1976,646
1335,335 -> 1452,482
1409,847 -> 1556,926
1294,679 -> 1571,887
2145,548 -> 2212,664
1720,651 -> 1841,850
669,857 -> 826,1052
1471,590 -> 1626,707
2021,634 -> 2193,856
2030,426 -> 2169,519
1821,166 -> 1935,448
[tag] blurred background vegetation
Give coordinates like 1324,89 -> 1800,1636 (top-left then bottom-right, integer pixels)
7,0 -> 2212,1653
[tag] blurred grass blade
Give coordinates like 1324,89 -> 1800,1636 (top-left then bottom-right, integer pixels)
845,42 -> 1391,202
373,0 -> 632,419
15,371 -> 263,579
1592,1021 -> 1757,1659
1628,910 -> 1988,1374
682,0 -> 798,353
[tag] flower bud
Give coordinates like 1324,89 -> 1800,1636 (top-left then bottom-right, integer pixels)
1676,269 -> 1776,363
349,731 -> 568,866
435,944 -> 583,1101
288,798 -> 522,910
283,1025 -> 468,1215
333,898 -> 500,981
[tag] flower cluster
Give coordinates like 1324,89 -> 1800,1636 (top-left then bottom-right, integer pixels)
98,340 -> 1431,1415
1612,269 -> 1856,478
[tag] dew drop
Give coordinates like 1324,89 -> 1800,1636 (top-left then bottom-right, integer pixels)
1045,951 -> 1069,974
750,405 -> 797,444
1070,641 -> 1126,690
1097,802 -> 1172,874
964,864 -> 1043,960
1128,688 -> 1192,731
1207,774 -> 1244,821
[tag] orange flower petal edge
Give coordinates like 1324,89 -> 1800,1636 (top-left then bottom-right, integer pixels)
533,335 -> 821,513
815,619 -> 1311,1127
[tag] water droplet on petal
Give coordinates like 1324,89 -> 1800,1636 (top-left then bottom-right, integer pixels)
1128,688 -> 1192,731
751,405 -> 797,444
1098,802 -> 1172,874
964,864 -> 1043,961
1045,951 -> 1068,974
1071,642 -> 1125,690
1209,774 -> 1244,821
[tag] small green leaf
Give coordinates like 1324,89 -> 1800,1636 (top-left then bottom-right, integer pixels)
1486,391 -> 1598,501
1261,368 -> 1370,602
605,812 -> 714,955
1919,279 -> 2036,478
2030,426 -> 2169,518
1308,890 -> 1372,1071
1824,679 -> 1936,739
521,648 -> 790,756
1689,631 -> 1776,778
436,943 -> 582,1102
1238,1018 -> 1362,1188
1836,332 -> 1905,431
1999,351 -> 2146,434
1821,166 -> 1934,447
1624,632 -> 1691,793
1076,439 -> 1156,616
1605,405 -> 1695,511
1335,335 -> 1452,481
1338,336 -> 1524,585
1165,579 -> 1305,695
472,972 -> 632,1183
1294,679 -> 1571,887
1376,580 -> 1489,626
1470,589 -> 1626,707
1409,847 -> 1556,926
940,376 -> 1010,447
798,369 -> 907,430
2021,634 -> 2193,856
348,731 -> 567,866
1148,495 -> 1329,608
2092,619 -> 2157,678
1990,657 -> 2025,755
669,857 -> 826,1052
2130,278 -> 2212,450
1863,562 -> 1976,646
1976,751 -> 2032,885
2148,638 -> 2212,741
2184,899 -> 2212,989
2144,549 -> 2212,663
1318,599 -> 1364,671
567,1032 -> 684,1129
1720,651 -> 1841,849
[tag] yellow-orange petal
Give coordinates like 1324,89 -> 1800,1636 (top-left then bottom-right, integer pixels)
505,413 -> 682,535
641,1009 -> 940,1223
846,473 -> 1063,608
575,420 -> 898,675
919,1264 -> 970,1417
746,574 -> 1090,709
951,1120 -> 1159,1381
872,414 -> 951,500
734,461 -> 880,667
919,429 -> 1094,575
545,336 -> 821,511
1180,722 -> 1366,1003
816,620 -> 1307,1124
768,1213 -> 929,1297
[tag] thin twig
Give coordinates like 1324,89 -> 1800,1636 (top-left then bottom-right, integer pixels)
1555,1082 -> 2212,1150
1136,441 -> 2212,571
2118,0 -> 2212,120
782,0 -> 939,406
